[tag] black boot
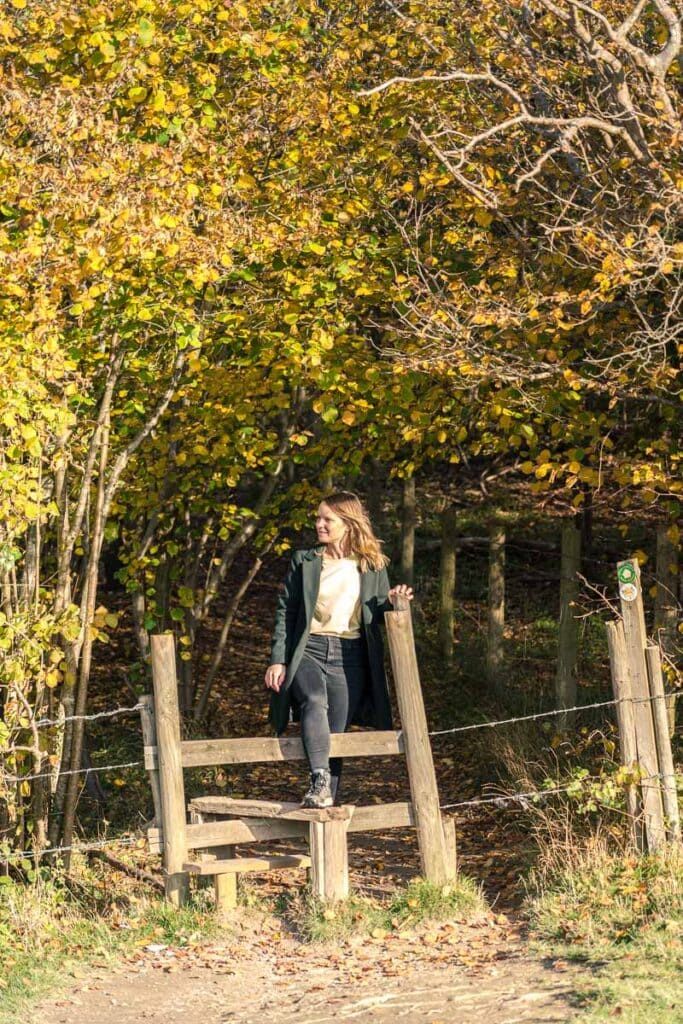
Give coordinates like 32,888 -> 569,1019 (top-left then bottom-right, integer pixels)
301,769 -> 333,809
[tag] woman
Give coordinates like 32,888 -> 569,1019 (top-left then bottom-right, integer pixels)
265,491 -> 413,808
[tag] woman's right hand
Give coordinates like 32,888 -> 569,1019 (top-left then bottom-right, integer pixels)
265,663 -> 287,692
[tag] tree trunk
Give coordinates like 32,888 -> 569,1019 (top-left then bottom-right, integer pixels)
400,477 -> 416,586
438,507 -> 456,663
486,522 -> 505,694
654,522 -> 679,734
555,522 -> 581,729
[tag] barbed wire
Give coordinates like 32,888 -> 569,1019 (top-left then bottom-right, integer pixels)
32,703 -> 145,729
0,834 -> 139,863
2,759 -> 142,785
439,771 -> 669,811
428,693 -> 670,737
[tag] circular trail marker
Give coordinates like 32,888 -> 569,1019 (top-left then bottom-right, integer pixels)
619,582 -> 638,602
618,563 -> 637,584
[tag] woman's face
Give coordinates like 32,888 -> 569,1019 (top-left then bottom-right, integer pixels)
315,502 -> 347,545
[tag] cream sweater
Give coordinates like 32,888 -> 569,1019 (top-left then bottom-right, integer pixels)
309,555 -> 362,638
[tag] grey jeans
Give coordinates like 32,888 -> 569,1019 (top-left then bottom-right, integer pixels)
291,633 -> 368,800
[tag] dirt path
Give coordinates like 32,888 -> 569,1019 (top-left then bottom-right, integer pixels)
32,909 -> 581,1024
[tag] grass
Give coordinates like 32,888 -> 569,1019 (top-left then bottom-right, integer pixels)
283,873 -> 487,944
0,859 -> 220,1023
526,838 -> 683,1023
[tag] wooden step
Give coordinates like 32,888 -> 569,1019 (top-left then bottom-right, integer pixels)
183,854 -> 312,875
187,797 -> 353,822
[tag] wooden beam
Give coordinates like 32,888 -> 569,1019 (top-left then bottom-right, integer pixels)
605,620 -> 643,851
139,695 -> 162,827
151,634 -> 189,906
385,595 -> 451,884
618,559 -> 666,852
645,645 -> 681,842
184,854 -> 312,875
147,802 -> 417,854
144,730 -> 405,770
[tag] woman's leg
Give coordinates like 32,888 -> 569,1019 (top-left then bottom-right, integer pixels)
327,638 -> 368,802
291,651 -> 331,773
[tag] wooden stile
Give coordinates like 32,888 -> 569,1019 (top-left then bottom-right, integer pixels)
645,645 -> 681,842
151,634 -> 189,906
385,594 -> 450,885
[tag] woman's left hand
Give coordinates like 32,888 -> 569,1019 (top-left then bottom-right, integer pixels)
388,584 -> 414,605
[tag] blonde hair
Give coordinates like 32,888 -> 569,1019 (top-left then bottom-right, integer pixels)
319,491 -> 389,572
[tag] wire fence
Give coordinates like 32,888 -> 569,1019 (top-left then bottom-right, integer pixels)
1,692 -> 680,866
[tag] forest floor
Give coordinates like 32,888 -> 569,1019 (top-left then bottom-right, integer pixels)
31,885 -> 583,1024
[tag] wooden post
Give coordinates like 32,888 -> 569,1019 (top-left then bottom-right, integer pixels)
151,634 -> 189,906
654,523 -> 679,735
486,522 -> 505,693
617,559 -> 666,852
385,594 -> 450,885
556,522 -> 581,729
645,645 -> 680,842
309,820 -> 349,901
400,476 -> 416,586
438,506 -> 457,663
139,695 -> 162,828
605,621 -> 643,851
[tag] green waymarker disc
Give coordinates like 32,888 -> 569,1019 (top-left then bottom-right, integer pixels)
618,563 -> 637,584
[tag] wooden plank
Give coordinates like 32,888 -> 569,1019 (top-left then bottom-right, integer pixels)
151,634 -> 189,906
385,596 -> 451,885
605,621 -> 643,851
183,855 -> 311,875
188,797 -> 353,822
645,645 -> 681,842
348,802 -> 415,832
148,802 -> 416,854
618,558 -> 666,852
144,730 -> 405,770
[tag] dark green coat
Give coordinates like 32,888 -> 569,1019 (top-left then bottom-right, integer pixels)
268,546 -> 394,735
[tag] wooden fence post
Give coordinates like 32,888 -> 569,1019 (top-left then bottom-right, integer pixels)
438,506 -> 457,663
556,522 -> 581,729
645,645 -> 680,842
385,594 -> 450,885
487,522 -> 505,693
400,477 -> 416,587
151,634 -> 189,906
605,621 -> 643,851
139,695 -> 162,828
617,559 -> 666,852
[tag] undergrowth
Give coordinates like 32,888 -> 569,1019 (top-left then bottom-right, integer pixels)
524,819 -> 683,1023
284,874 -> 487,943
0,859 -> 218,1023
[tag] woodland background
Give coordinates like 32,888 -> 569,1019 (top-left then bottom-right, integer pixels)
0,0 -> 680,889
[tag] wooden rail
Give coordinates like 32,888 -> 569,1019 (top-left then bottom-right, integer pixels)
144,730 -> 405,770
